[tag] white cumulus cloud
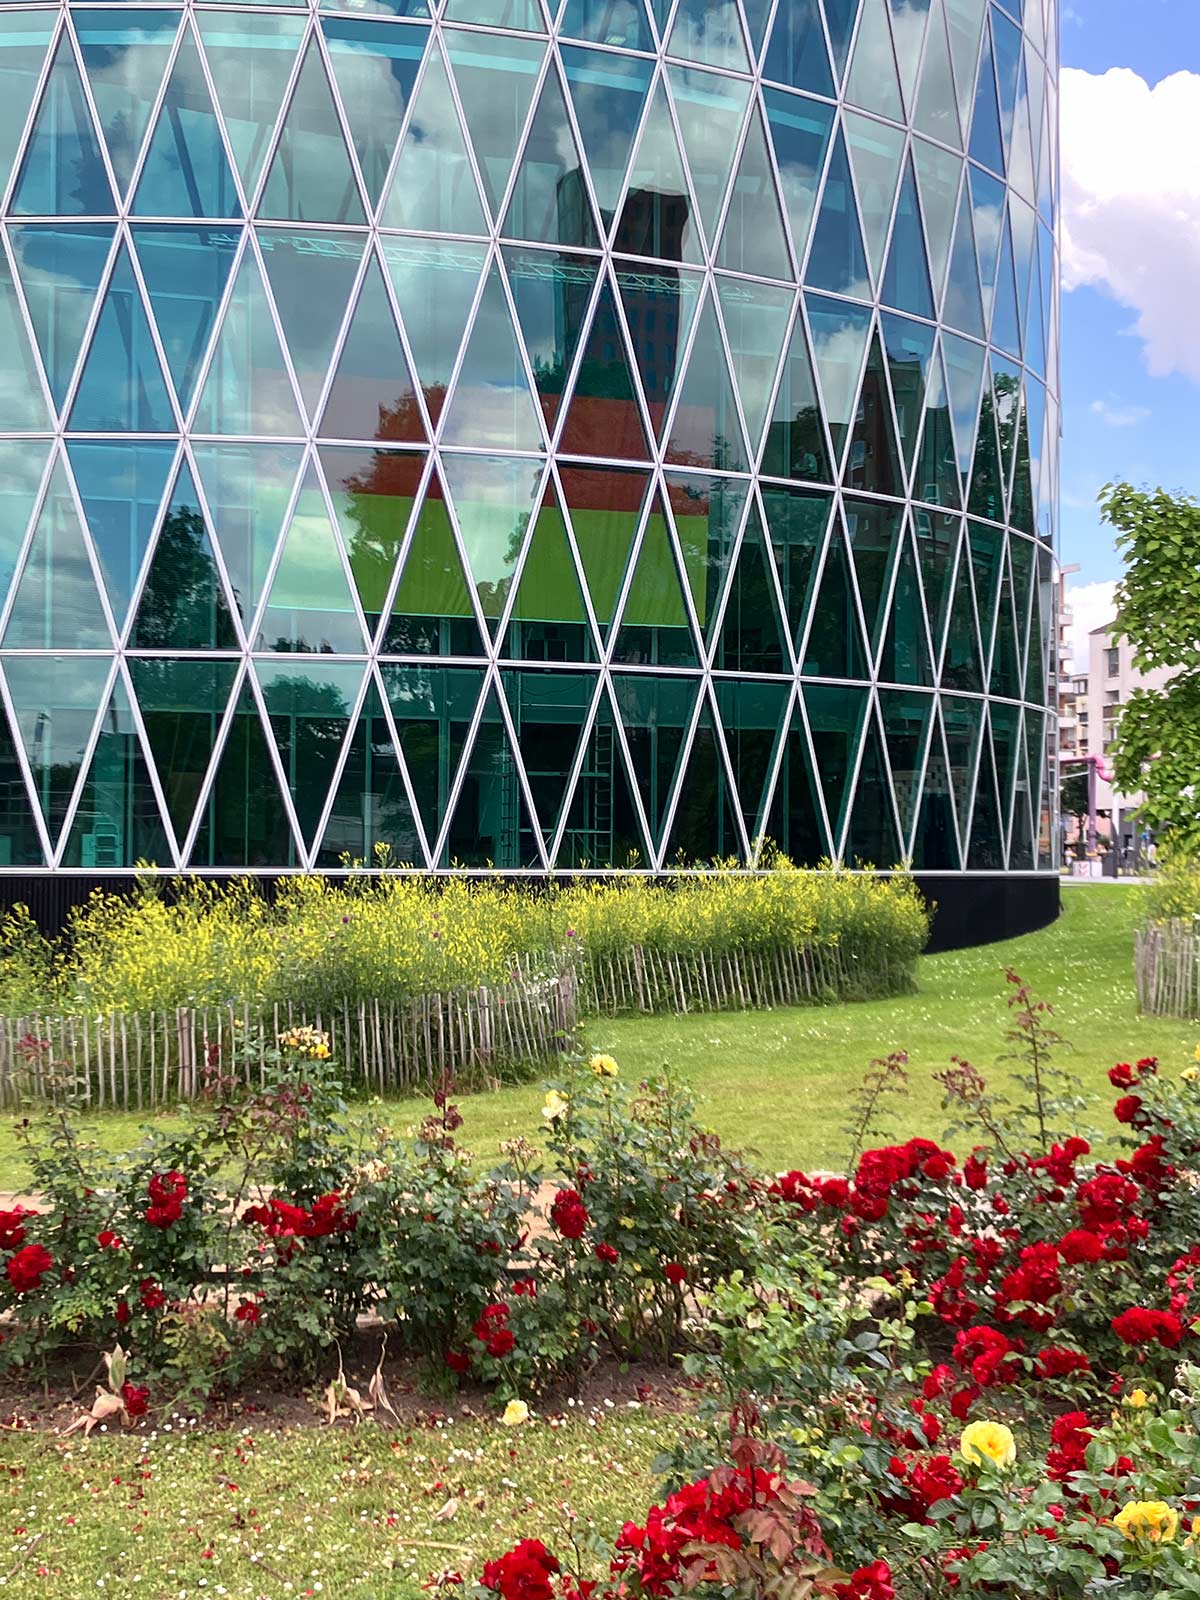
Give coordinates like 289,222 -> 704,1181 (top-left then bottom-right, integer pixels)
1063,578 -> 1119,673
1062,65 -> 1200,381
1089,399 -> 1150,427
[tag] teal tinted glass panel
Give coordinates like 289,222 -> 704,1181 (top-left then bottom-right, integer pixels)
717,277 -> 794,459
381,239 -> 487,429
258,39 -> 365,224
441,452 -> 543,629
716,678 -> 790,847
844,0 -> 903,122
717,109 -> 792,280
12,33 -> 114,217
842,706 -> 900,868
559,0 -> 652,52
881,157 -> 934,318
192,442 -> 304,628
320,19 -> 427,207
132,460 -> 238,649
0,443 -> 49,620
320,0 -> 429,15
318,676 -> 424,867
844,331 -> 903,498
663,698 -> 744,864
804,681 -> 868,846
257,657 -> 364,848
763,694 -> 828,863
194,13 -> 306,199
192,248 -> 304,436
500,668 -> 597,852
0,250 -> 47,430
127,659 -> 236,851
762,311 -> 831,484
614,76 -> 701,263
762,89 -> 835,272
555,684 -> 648,867
0,15 -> 55,196
379,40 -> 487,235
667,66 -> 748,248
4,460 -> 111,648
504,246 -> 600,434
444,0 -> 544,27
441,265 -> 544,453
880,311 -> 934,473
824,0 -> 863,77
712,511 -> 789,675
805,293 -> 872,466
844,112 -> 904,286
445,33 -> 545,216
320,255 -> 424,443
129,227 -> 235,414
441,683 -> 542,869
801,524 -> 866,680
762,0 -> 834,95
132,33 -> 241,219
806,130 -> 871,299
75,11 -> 179,200
666,0 -> 749,71
559,45 -> 651,220
379,663 -> 484,847
503,62 -> 600,247
4,654 -> 110,849
260,466 -> 367,652
69,245 -> 176,433
69,438 -> 175,629
195,677 -> 298,867
377,461 -> 485,656
611,672 -> 699,850
259,228 -> 365,422
62,673 -> 171,869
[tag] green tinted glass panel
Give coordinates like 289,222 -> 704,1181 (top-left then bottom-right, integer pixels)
762,310 -> 831,483
10,225 -> 114,413
441,683 -> 542,869
69,245 -> 175,433
500,488 -> 596,663
912,345 -> 960,507
193,676 -> 298,867
441,272 -> 544,453
321,256 -> 424,443
257,656 -> 364,848
611,492 -> 698,666
321,445 -> 420,630
911,703 -> 957,865
192,248 -> 304,436
946,0 -> 986,129
966,719 -> 1003,866
444,0 -> 544,27
131,226 -> 236,414
844,495 -> 902,652
195,13 -> 306,198
761,484 -> 831,645
128,657 -> 239,849
318,675 -> 424,868
715,677 -> 789,845
379,41 -> 487,235
504,62 -> 600,247
380,663 -> 485,846
912,508 -> 959,646
500,667 -> 597,850
763,694 -> 828,863
192,442 -> 303,628
442,453 -> 543,629
132,31 -> 240,219
4,459 -> 111,648
321,19 -> 427,207
612,671 -> 698,851
557,683 -> 648,868
4,653 -> 110,848
891,0 -> 932,111
560,463 -> 649,634
880,312 -> 934,473
842,706 -> 900,867
800,523 -> 866,680
915,2 -> 960,143
843,330 -> 903,497
665,470 -> 749,641
878,526 -> 932,686
663,698 -> 743,864
712,505 -> 788,674
0,443 -> 49,619
260,229 -> 365,422
132,460 -> 238,649
803,681 -> 868,847
805,293 -> 872,467
940,543 -> 982,690
13,33 -> 115,216
69,439 -> 175,630
878,685 -> 934,847
912,138 -> 961,298
942,330 -> 986,475
259,464 -> 366,652
379,463 -> 485,656
559,46 -> 652,220
62,671 -> 172,868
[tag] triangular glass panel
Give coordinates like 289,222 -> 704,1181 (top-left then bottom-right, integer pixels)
381,239 -> 487,430
911,343 -> 959,507
969,163 -> 1005,324
941,330 -> 986,480
966,519 -> 1002,657
377,462 -> 483,656
444,0 -> 544,27
374,664 -> 480,849
439,682 -> 542,869
444,34 -> 545,220
559,0 -> 653,53
912,508 -> 959,650
845,0 -> 903,121
132,29 -> 240,218
844,495 -> 902,656
317,673 -> 424,867
0,250 -> 48,430
890,0 -> 932,112
761,310 -> 831,483
763,692 -> 829,864
258,38 -> 364,223
941,690 -> 984,851
257,463 -> 368,653
555,681 -> 648,869
378,41 -> 487,235
842,702 -> 901,868
912,140 -> 960,301
560,272 -> 651,460
441,264 -> 544,452
441,453 -> 543,636
0,682 -> 50,867
824,0 -> 864,80
261,229 -> 366,424
11,32 -> 115,216
805,292 -> 872,468
880,312 -> 934,475
843,330 -> 904,497
503,61 -> 601,248
989,698 -> 1020,845
715,678 -> 790,850
882,155 -> 934,318
805,128 -> 871,300
991,358 -> 1021,500
938,542 -> 982,691
195,12 -> 307,200
1023,707 -> 1046,861
131,458 -> 238,649
968,25 -> 1005,175
68,439 -> 175,632
716,278 -> 794,461
844,112 -> 904,289
321,445 -> 419,638
75,10 -> 178,202
500,668 -> 597,858
990,7 -> 1022,158
0,443 -> 50,617
69,244 -> 175,433
8,222 -> 113,416
129,226 -> 234,414
761,484 -> 832,649
763,89 -> 835,268
186,673 -> 299,867
878,522 -> 932,686
910,701 -> 957,866
4,459 -> 111,648
1010,193 -> 1037,342
967,369 -> 1004,522
193,246 -> 304,436
667,0 -> 749,71
499,485 -> 595,663
914,0 -> 960,144
320,255 -> 424,443
1008,724 -> 1034,870
990,214 -> 1022,356
762,0 -> 834,95
711,502 -> 788,673
666,66 -> 749,253
559,45 -> 652,224
799,518 -> 867,680
717,108 -> 792,280
1009,390 -> 1035,536
878,686 -> 933,851
666,470 -> 750,656
69,712 -> 166,868
942,182 -> 984,337
804,682 -> 868,857
1006,54 -> 1035,204
192,442 -> 304,631
946,0 -> 986,130
613,75 -> 702,264
505,246 -> 601,436
611,672 -> 700,856
560,463 -> 651,643
1008,528 -> 1033,660
662,694 -> 745,865
663,287 -> 748,473
320,18 -> 427,209
0,14 -> 55,201
4,654 -> 112,853
257,657 -> 365,852
966,714 -> 1003,867
611,490 -> 700,667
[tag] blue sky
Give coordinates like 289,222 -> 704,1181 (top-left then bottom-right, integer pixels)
1059,0 -> 1200,652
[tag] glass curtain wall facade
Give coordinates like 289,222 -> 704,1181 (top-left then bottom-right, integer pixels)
0,0 -> 1058,875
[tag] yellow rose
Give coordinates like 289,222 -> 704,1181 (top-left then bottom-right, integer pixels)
959,1420 -> 1016,1469
501,1399 -> 529,1427
541,1090 -> 569,1123
1123,1389 -> 1152,1409
1184,1066 -> 1199,1083
1114,1501 -> 1179,1544
588,1053 -> 618,1078
1193,1043 -> 1200,1063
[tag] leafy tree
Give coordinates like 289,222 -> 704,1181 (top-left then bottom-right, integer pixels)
1060,769 -> 1088,837
1101,483 -> 1200,849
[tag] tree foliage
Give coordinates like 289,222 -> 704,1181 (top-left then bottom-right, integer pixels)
1101,483 -> 1200,849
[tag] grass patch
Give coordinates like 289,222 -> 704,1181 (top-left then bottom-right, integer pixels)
1,884 -> 1191,1190
0,1407 -> 670,1598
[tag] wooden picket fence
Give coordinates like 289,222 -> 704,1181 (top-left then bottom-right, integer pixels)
1135,920 -> 1200,1018
578,939 -> 860,1016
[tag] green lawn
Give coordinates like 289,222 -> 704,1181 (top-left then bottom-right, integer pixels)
0,1406 -> 670,1599
2,884 -> 1193,1189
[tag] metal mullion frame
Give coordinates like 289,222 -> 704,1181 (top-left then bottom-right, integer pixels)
111,652 -> 186,868
640,663 -> 706,871
241,654 -> 313,869
0,226 -> 58,433
0,658 -> 58,868
294,651 -> 376,868
429,660 -> 498,867
180,223 -> 253,434
543,668 -> 605,865
242,10 -> 320,221
0,10 -> 64,217
47,651 -> 122,869
372,658 -> 437,868
700,675 -> 754,861
644,0 -> 678,54
491,662 -> 553,869
485,37 -> 557,242
239,441 -> 313,653
58,9 -> 125,217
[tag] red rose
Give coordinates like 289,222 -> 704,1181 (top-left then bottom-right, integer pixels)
664,1262 -> 687,1286
835,1561 -> 896,1600
97,1230 -> 123,1251
1113,1096 -> 1144,1125
593,1242 -> 619,1265
121,1382 -> 149,1418
0,1206 -> 31,1250
115,1299 -> 131,1326
1037,1346 -> 1091,1380
5,1242 -> 52,1293
1109,1062 -> 1137,1088
139,1278 -> 167,1312
1112,1307 -> 1184,1348
234,1300 -> 262,1324
446,1351 -> 470,1374
1058,1229 -> 1105,1265
963,1153 -> 988,1191
145,1170 -> 187,1229
511,1279 -> 537,1298
481,1538 -> 559,1600
550,1189 -> 589,1241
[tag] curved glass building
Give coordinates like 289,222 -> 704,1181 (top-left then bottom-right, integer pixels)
0,0 -> 1058,902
